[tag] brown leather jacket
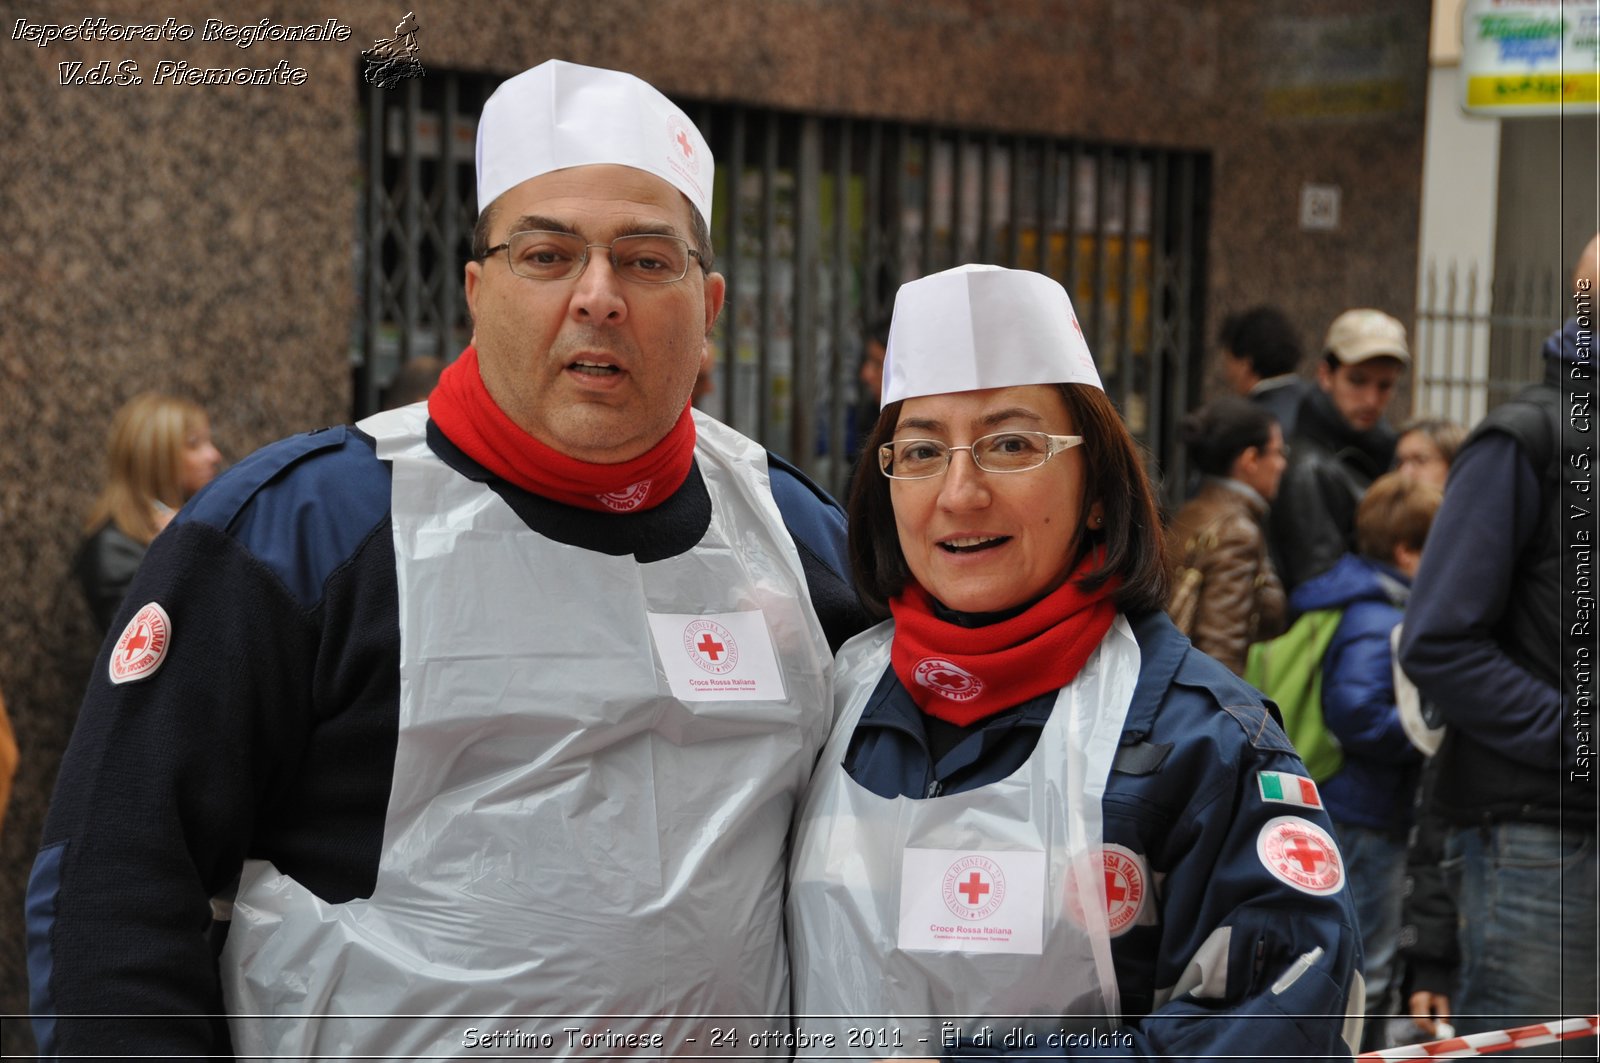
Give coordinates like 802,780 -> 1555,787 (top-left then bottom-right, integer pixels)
1165,478 -> 1286,675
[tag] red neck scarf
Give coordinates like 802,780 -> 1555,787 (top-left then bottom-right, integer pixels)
888,557 -> 1119,726
429,346 -> 696,513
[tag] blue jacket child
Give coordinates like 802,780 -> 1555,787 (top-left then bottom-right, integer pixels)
1288,553 -> 1420,837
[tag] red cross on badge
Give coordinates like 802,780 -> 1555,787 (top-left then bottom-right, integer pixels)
676,129 -> 694,158
957,871 -> 990,905
109,602 -> 172,685
1258,816 -> 1344,896
683,619 -> 739,675
942,855 -> 1006,920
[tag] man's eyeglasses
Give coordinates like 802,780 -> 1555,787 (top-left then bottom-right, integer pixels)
482,230 -> 703,284
879,431 -> 1085,480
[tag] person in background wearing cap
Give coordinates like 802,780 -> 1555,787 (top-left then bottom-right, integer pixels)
1269,309 -> 1409,591
28,60 -> 865,1058
788,265 -> 1363,1061
1398,234 -> 1599,1053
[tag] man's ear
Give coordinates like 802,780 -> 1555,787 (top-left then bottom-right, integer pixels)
464,259 -> 484,327
1316,359 -> 1336,391
703,271 -> 727,337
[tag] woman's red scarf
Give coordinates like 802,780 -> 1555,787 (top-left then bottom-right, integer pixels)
888,555 -> 1119,725
429,346 -> 695,513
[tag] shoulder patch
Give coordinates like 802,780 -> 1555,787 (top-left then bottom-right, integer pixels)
1257,771 -> 1323,809
109,602 -> 171,684
1257,816 -> 1344,896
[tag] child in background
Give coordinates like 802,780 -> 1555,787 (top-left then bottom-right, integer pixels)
1285,472 -> 1443,1049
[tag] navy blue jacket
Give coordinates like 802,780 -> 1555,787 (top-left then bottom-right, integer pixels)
1289,554 -> 1420,835
27,420 -> 866,1061
1400,319 -> 1593,826
841,611 -> 1362,1060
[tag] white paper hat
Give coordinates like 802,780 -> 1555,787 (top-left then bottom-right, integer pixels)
882,265 -> 1102,405
475,60 -> 714,226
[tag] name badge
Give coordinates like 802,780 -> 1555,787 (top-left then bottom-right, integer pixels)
898,847 -> 1045,955
647,610 -> 786,701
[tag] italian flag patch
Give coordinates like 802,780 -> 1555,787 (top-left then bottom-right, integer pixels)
1257,771 -> 1322,809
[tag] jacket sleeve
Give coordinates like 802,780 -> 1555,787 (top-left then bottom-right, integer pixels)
1190,516 -> 1271,676
1397,432 -> 1561,770
1272,460 -> 1356,591
1320,605 -> 1419,765
766,453 -> 870,650
28,522 -> 319,1060
950,699 -> 1362,1060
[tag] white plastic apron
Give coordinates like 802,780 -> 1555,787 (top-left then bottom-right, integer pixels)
787,615 -> 1140,1059
222,405 -> 834,1058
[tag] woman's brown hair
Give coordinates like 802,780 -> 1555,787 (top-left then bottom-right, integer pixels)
846,383 -> 1169,620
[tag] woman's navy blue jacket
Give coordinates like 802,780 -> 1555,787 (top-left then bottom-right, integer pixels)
838,610 -> 1364,1060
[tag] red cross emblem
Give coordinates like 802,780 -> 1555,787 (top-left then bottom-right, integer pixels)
676,129 -> 694,158
912,657 -> 984,703
109,602 -> 172,685
1258,816 -> 1344,896
683,619 -> 739,675
942,855 -> 1006,920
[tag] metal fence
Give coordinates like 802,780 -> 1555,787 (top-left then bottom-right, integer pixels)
356,71 -> 1213,500
1413,258 -> 1567,426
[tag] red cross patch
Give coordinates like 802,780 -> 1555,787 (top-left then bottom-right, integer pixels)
1101,845 -> 1147,935
109,602 -> 172,685
682,618 -> 739,675
1257,816 -> 1344,896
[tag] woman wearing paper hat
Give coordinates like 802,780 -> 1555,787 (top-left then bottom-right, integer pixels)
787,265 -> 1364,1059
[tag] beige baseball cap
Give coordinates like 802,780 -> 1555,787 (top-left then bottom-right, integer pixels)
1324,309 -> 1410,366
475,60 -> 714,226
881,265 -> 1103,406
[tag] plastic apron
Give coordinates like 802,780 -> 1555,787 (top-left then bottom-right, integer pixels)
787,615 -> 1140,1059
221,405 -> 834,1058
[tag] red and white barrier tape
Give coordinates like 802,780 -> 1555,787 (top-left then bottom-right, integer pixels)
1359,1015 -> 1599,1060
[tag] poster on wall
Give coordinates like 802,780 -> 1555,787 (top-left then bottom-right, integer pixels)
1460,0 -> 1600,115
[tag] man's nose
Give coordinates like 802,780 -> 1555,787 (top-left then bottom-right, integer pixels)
569,250 -> 628,323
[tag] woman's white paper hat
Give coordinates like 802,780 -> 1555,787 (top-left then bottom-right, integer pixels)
882,265 -> 1103,406
475,60 -> 714,226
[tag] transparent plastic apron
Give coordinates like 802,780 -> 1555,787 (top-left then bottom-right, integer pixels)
788,616 -> 1140,1059
222,405 -> 833,1058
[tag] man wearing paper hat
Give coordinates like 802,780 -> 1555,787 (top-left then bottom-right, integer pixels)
1269,307 -> 1409,590
788,264 -> 1362,1060
29,60 -> 864,1058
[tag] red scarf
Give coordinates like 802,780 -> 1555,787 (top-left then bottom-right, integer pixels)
429,346 -> 696,513
888,557 -> 1119,726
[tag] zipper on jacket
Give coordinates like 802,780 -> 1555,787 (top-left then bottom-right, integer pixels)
925,778 -> 943,798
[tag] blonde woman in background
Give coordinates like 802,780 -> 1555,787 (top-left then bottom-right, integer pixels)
74,392 -> 222,634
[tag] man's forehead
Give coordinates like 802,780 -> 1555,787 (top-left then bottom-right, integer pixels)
489,164 -> 697,233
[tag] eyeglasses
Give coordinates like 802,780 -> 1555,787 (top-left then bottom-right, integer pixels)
879,431 -> 1085,480
482,230 -> 703,284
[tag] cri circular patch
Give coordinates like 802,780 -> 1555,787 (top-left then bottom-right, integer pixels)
912,657 -> 984,702
596,480 -> 652,512
109,602 -> 172,685
1063,844 -> 1149,936
942,854 -> 1006,921
683,618 -> 739,675
1257,816 -> 1344,896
